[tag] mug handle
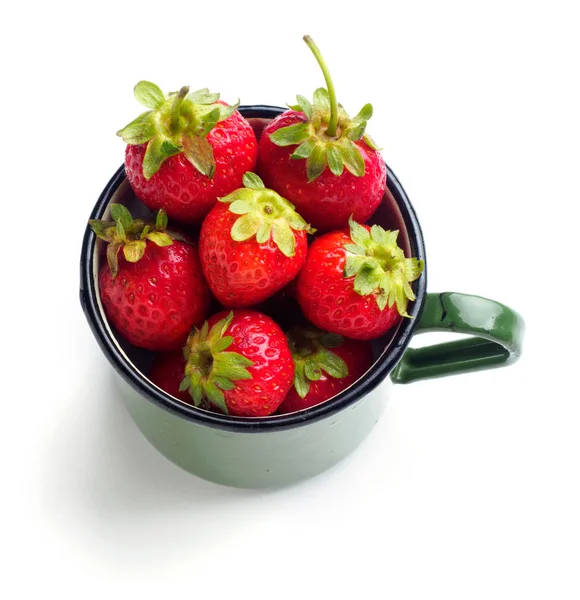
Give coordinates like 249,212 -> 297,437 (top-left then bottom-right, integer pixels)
391,292 -> 524,384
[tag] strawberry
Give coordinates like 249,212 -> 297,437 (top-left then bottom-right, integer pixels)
277,327 -> 374,414
118,81 -> 258,224
296,218 -> 424,340
199,172 -> 314,307
148,310 -> 294,417
89,204 -> 210,351
257,36 -> 386,231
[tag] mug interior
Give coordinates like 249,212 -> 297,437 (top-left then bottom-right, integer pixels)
80,105 -> 427,432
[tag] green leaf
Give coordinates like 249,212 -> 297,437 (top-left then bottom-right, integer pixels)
352,103 -> 373,125
110,204 -> 133,230
218,101 -> 239,121
220,312 -> 234,336
395,292 -> 410,317
117,120 -> 155,144
228,200 -> 252,215
198,107 -> 221,136
403,280 -> 416,302
347,122 -> 367,141
295,94 -> 313,119
200,320 -> 209,340
179,377 -> 191,392
115,218 -> 126,240
213,353 -> 253,380
212,364 -> 253,381
272,221 -> 295,257
344,255 -> 369,278
370,224 -> 387,245
370,225 -> 398,246
134,81 -> 165,109
317,348 -> 348,379
304,358 -> 322,381
376,293 -> 388,311
313,87 -> 330,112
354,266 -> 382,296
326,145 -> 344,176
214,377 -> 235,391
270,122 -> 310,147
344,243 -> 366,256
218,352 -> 253,368
189,384 -> 203,407
291,138 -> 316,159
88,220 -> 115,241
363,134 -> 381,151
106,241 -> 122,277
146,231 -> 173,247
307,145 -> 327,182
256,222 -> 272,244
203,381 -> 228,414
293,362 -> 310,399
213,336 -> 233,352
182,134 -> 216,178
285,211 -> 312,232
142,137 -> 167,179
349,217 -> 371,246
116,111 -> 152,140
188,88 -> 220,105
219,188 -> 254,205
231,213 -> 261,242
123,240 -> 146,263
243,172 -> 265,190
405,258 -> 425,282
206,312 -> 233,346
339,142 -> 365,177
160,139 -> 180,155
155,209 -> 168,230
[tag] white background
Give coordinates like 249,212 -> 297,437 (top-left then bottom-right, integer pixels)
2,0 -> 579,597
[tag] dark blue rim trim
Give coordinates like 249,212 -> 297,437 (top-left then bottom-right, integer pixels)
79,105 -> 427,432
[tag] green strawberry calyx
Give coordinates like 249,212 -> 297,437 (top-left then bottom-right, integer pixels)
344,217 -> 425,316
287,326 -> 348,398
179,312 -> 253,415
219,172 -> 315,258
269,35 -> 381,183
117,81 -> 240,180
89,204 -> 186,277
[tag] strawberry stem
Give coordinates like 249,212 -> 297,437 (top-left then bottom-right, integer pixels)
303,35 -> 338,138
170,86 -> 189,134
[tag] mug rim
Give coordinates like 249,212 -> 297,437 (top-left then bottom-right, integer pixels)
79,104 -> 428,433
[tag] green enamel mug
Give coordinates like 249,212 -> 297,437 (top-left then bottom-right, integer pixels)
79,105 -> 524,489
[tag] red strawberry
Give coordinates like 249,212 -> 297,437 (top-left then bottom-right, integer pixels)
89,204 -> 210,351
278,327 -> 374,414
148,310 -> 295,417
118,81 -> 258,224
257,36 -> 386,231
296,218 -> 424,340
199,172 -> 314,307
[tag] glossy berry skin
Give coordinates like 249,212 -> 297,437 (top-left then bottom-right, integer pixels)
199,203 -> 308,307
149,310 -> 295,417
258,111 -> 386,231
278,339 -> 374,414
296,230 -> 401,340
99,240 -> 210,351
125,109 -> 258,224
148,348 -> 192,403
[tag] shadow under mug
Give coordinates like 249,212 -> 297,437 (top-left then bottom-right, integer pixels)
80,105 -> 524,489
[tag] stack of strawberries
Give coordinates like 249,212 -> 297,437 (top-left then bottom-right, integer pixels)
90,37 -> 424,417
